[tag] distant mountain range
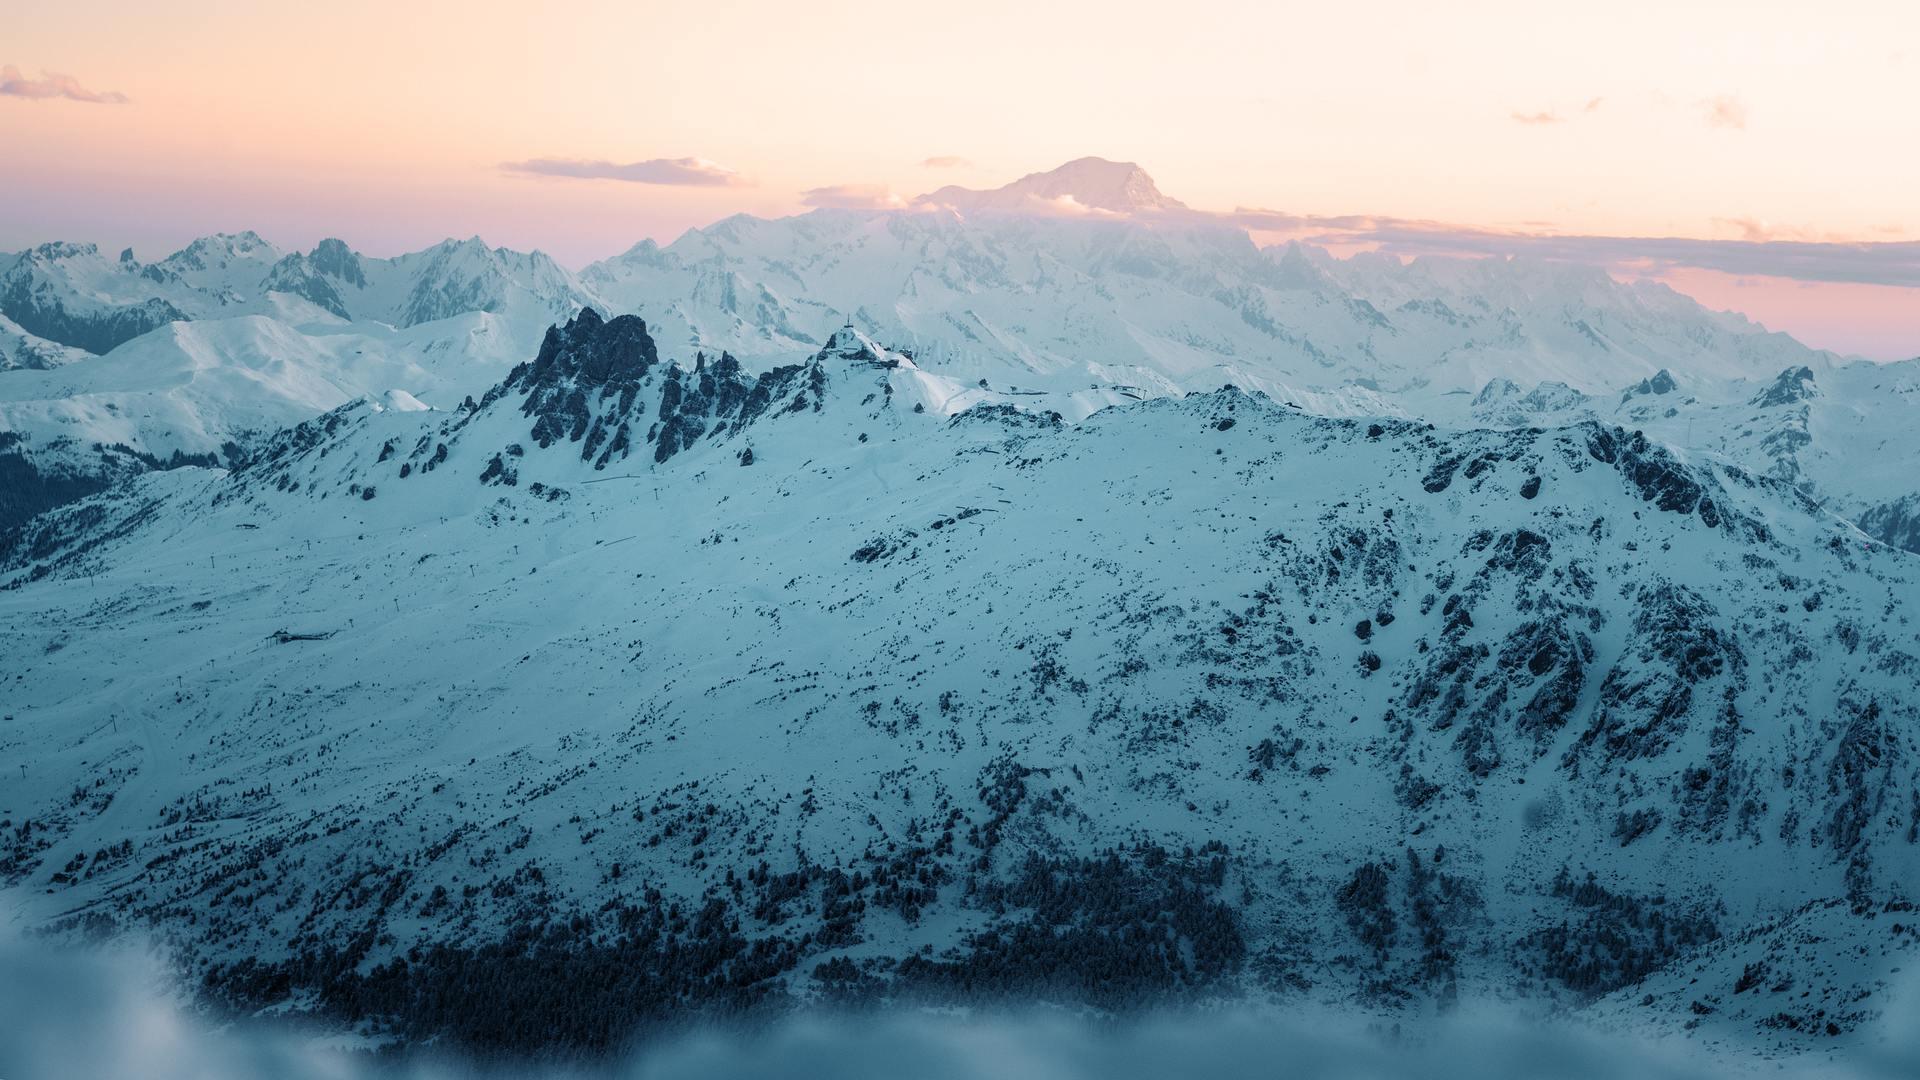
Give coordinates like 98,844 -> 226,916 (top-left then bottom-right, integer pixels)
0,159 -> 1914,546
0,232 -> 593,357
918,155 -> 1191,215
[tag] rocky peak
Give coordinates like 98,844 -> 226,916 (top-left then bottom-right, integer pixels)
308,238 -> 368,288
28,241 -> 99,262
476,309 -> 828,472
918,157 -> 1189,216
162,231 -> 277,271
611,238 -> 671,268
508,308 -> 660,403
263,254 -> 351,319
1474,377 -> 1522,406
1521,381 -> 1588,411
1268,241 -> 1339,291
1752,365 -> 1818,408
1621,368 -> 1678,402
814,326 -> 897,368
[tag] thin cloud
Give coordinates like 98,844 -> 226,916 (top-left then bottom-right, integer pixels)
1715,217 -> 1775,242
1397,233 -> 1920,288
0,65 -> 127,104
920,155 -> 972,168
1231,207 -> 1920,288
1704,95 -> 1748,129
800,184 -> 906,210
1512,97 -> 1602,125
1710,217 -> 1831,244
502,157 -> 747,187
1227,208 -> 1404,234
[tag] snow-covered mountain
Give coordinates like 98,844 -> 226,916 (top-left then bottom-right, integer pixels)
2,162 -> 1913,553
1444,357 -> 1920,553
0,312 -> 530,456
0,242 -> 194,356
0,233 -> 598,356
0,312 -> 89,372
3,311 -> 1914,1058
0,235 -> 599,527
918,155 -> 1191,215
0,311 -> 549,527
580,199 -> 1837,415
571,161 -> 1914,551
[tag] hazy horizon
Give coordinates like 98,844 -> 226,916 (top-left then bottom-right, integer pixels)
6,0 -> 1918,359
6,186 -> 1917,365
5,7 -> 1919,1070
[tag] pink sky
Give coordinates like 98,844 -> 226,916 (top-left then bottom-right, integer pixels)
1651,271 -> 1920,362
4,0 -> 1916,359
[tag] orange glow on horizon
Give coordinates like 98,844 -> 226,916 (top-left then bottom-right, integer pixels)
3,0 -> 1916,359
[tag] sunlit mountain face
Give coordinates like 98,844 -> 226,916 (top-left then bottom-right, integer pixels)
3,5 -> 1918,1077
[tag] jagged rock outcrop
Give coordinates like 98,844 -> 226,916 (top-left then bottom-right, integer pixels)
1584,425 -> 1732,528
1753,366 -> 1819,408
308,237 -> 368,288
263,254 -> 351,318
489,308 -> 827,470
1621,368 -> 1678,402
1858,495 -> 1920,554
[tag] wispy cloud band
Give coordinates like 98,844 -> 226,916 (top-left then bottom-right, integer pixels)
1232,208 -> 1920,288
1703,95 -> 1749,129
0,65 -> 127,104
503,156 -> 747,187
1509,97 -> 1603,125
800,184 -> 905,210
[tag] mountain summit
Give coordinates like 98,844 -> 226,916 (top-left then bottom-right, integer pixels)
918,156 -> 1189,215
7,309 -> 1918,1057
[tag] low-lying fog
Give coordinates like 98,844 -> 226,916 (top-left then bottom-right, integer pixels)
3,928 -> 1913,1080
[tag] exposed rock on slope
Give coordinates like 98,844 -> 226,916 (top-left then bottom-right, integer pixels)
3,312 -> 1914,1053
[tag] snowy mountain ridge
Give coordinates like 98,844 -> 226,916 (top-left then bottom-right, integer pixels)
4,166 -> 1916,555
0,231 -> 602,528
2,307 -> 1915,1059
917,156 -> 1191,216
1443,356 -> 1920,555
0,233 -> 596,357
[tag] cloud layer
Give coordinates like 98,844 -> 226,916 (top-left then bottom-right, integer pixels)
921,155 -> 972,168
1704,95 -> 1749,129
800,184 -> 906,210
2,924 -> 1918,1080
1511,98 -> 1603,125
0,65 -> 127,104
502,157 -> 747,187
1231,209 -> 1920,288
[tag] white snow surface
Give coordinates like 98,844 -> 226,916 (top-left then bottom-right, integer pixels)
1,166 -> 1917,1063
4,167 -> 1909,544
1,311 -> 1915,1065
